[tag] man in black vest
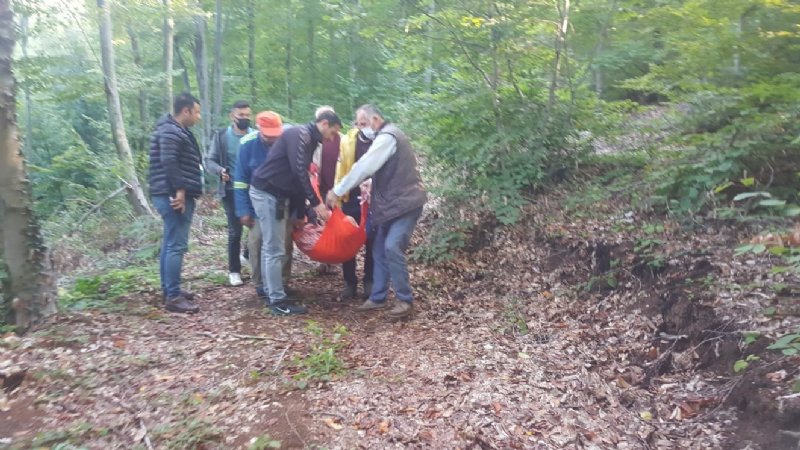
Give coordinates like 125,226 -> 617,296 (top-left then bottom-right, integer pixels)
326,104 -> 427,319
149,92 -> 203,314
250,111 -> 342,315
204,100 -> 253,287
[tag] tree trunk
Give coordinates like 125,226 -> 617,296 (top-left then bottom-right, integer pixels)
591,0 -> 617,99
285,0 -> 294,117
19,8 -> 33,152
489,3 -> 501,132
97,0 -> 153,217
193,6 -> 211,151
346,0 -> 359,112
247,0 -> 256,104
306,3 -> 315,73
193,15 -> 211,152
163,0 -> 174,113
127,25 -> 149,152
211,0 -> 223,126
175,36 -> 193,91
0,1 -> 58,330
547,0 -> 570,112
424,0 -> 435,94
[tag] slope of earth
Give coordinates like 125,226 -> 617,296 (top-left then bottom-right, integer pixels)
1,186 -> 799,449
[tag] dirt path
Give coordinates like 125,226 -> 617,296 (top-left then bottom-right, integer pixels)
2,202 -> 798,449
0,267 -> 724,449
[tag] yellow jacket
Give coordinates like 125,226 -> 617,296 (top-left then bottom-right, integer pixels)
334,127 -> 359,203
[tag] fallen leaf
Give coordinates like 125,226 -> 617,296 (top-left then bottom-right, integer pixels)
323,417 -> 343,430
766,370 -> 787,382
378,420 -> 390,434
418,429 -> 437,441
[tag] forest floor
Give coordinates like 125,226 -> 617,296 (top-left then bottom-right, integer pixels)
2,172 -> 800,449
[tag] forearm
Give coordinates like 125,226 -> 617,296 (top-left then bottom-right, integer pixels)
204,139 -> 224,174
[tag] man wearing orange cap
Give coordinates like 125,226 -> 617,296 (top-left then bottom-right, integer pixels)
233,111 -> 291,300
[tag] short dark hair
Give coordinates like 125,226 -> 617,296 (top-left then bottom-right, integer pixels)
315,110 -> 342,127
174,92 -> 200,115
231,100 -> 249,111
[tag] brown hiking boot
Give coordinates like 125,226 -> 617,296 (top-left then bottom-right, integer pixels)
165,293 -> 200,314
387,301 -> 413,319
354,299 -> 388,312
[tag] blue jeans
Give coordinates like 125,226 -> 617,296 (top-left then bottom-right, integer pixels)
250,187 -> 289,304
369,206 -> 423,304
152,195 -> 196,298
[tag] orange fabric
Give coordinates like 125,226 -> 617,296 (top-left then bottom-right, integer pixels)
293,203 -> 368,264
292,171 -> 369,264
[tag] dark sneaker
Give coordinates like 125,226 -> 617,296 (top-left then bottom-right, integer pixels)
256,287 -> 267,298
270,302 -> 308,316
355,299 -> 388,312
162,290 -> 196,304
387,301 -> 413,319
165,293 -> 200,314
339,283 -> 357,301
362,281 -> 373,300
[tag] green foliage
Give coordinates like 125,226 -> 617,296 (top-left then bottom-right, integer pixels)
292,321 -> 348,388
30,422 -> 95,449
733,354 -> 760,373
60,266 -> 159,310
736,238 -> 800,275
501,298 -> 529,335
632,224 -> 668,271
203,272 -> 229,286
742,331 -> 760,346
248,435 -> 282,450
414,90 -> 581,225
766,331 -> 800,356
152,419 -> 221,450
411,218 -> 467,264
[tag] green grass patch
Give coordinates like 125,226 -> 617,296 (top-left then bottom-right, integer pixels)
292,321 -> 349,388
60,265 -> 159,310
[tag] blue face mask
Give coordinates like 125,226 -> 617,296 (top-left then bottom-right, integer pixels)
360,127 -> 375,140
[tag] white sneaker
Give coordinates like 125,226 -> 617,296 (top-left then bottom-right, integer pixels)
239,254 -> 249,267
229,273 -> 244,286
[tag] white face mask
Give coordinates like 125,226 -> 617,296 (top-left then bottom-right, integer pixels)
359,127 -> 375,140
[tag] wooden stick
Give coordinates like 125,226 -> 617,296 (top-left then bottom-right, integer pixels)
74,185 -> 127,230
139,419 -> 154,450
273,344 -> 291,372
285,411 -> 308,448
231,333 -> 271,340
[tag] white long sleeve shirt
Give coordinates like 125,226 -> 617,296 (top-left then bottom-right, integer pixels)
332,132 -> 396,197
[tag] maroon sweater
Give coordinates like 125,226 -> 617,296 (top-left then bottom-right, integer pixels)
319,133 -> 341,197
